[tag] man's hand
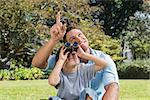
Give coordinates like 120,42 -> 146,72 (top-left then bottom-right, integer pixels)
32,11 -> 66,68
50,11 -> 66,42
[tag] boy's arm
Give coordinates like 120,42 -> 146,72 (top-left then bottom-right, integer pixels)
77,45 -> 107,72
48,59 -> 64,86
83,53 -> 107,72
48,46 -> 68,86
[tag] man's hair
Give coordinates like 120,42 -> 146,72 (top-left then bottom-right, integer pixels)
61,18 -> 80,43
63,21 -> 76,42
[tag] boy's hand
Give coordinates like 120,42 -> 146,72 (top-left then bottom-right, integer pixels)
50,11 -> 66,42
59,46 -> 69,62
76,45 -> 86,59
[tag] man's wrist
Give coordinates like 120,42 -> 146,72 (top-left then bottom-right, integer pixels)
50,38 -> 59,43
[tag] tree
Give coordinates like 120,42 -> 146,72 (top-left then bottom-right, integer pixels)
29,0 -> 123,61
0,0 -> 45,69
88,0 -> 143,37
0,0 -> 124,69
79,19 -> 123,61
123,2 -> 150,59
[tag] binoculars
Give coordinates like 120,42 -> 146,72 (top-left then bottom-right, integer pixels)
64,42 -> 79,53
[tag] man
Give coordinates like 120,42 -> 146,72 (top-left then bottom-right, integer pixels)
32,12 -> 119,100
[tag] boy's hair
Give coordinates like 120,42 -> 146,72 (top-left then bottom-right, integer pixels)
61,18 -> 80,43
55,47 -> 62,62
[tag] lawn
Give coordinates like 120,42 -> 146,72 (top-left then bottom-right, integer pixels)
0,80 -> 149,100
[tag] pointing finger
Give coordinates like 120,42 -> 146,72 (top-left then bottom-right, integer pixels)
56,11 -> 61,24
62,23 -> 67,35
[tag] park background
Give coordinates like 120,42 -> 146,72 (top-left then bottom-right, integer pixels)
0,0 -> 150,100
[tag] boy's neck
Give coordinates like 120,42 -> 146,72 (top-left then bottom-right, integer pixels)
63,65 -> 77,73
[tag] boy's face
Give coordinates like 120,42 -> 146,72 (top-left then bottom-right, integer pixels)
64,53 -> 80,68
66,29 -> 89,52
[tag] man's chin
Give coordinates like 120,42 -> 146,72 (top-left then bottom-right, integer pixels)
80,44 -> 88,51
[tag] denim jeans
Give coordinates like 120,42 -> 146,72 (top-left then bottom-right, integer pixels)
48,88 -> 98,100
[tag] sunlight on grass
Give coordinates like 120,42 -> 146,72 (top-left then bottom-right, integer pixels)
0,79 -> 149,100
119,79 -> 150,100
0,80 -> 56,100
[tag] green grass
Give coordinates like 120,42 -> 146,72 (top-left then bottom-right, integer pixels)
0,80 -> 149,100
0,80 -> 56,100
119,79 -> 150,100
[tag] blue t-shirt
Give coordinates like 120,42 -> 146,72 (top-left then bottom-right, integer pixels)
46,48 -> 119,100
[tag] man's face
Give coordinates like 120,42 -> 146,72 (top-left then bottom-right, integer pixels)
66,29 -> 89,52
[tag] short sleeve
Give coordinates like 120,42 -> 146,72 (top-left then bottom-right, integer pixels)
102,55 -> 119,86
45,55 -> 56,71
55,71 -> 64,89
80,63 -> 95,81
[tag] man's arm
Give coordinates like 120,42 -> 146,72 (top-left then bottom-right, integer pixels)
32,39 -> 58,68
101,54 -> 120,100
32,11 -> 66,69
102,82 -> 119,100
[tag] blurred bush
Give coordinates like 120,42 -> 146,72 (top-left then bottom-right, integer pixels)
0,67 -> 44,80
117,59 -> 150,79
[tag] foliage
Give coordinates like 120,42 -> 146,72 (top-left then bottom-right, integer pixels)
78,19 -> 123,61
122,2 -> 150,59
117,59 -> 150,79
0,0 -> 148,71
34,0 -> 123,60
0,67 -> 44,80
0,59 -> 47,80
0,0 -> 51,69
0,0 -> 35,69
88,0 -> 143,37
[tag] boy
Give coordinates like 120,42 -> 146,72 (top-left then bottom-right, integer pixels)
48,44 -> 107,100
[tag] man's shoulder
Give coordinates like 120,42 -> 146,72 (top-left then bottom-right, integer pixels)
90,48 -> 109,57
45,54 -> 57,70
90,48 -> 113,62
49,54 -> 56,59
